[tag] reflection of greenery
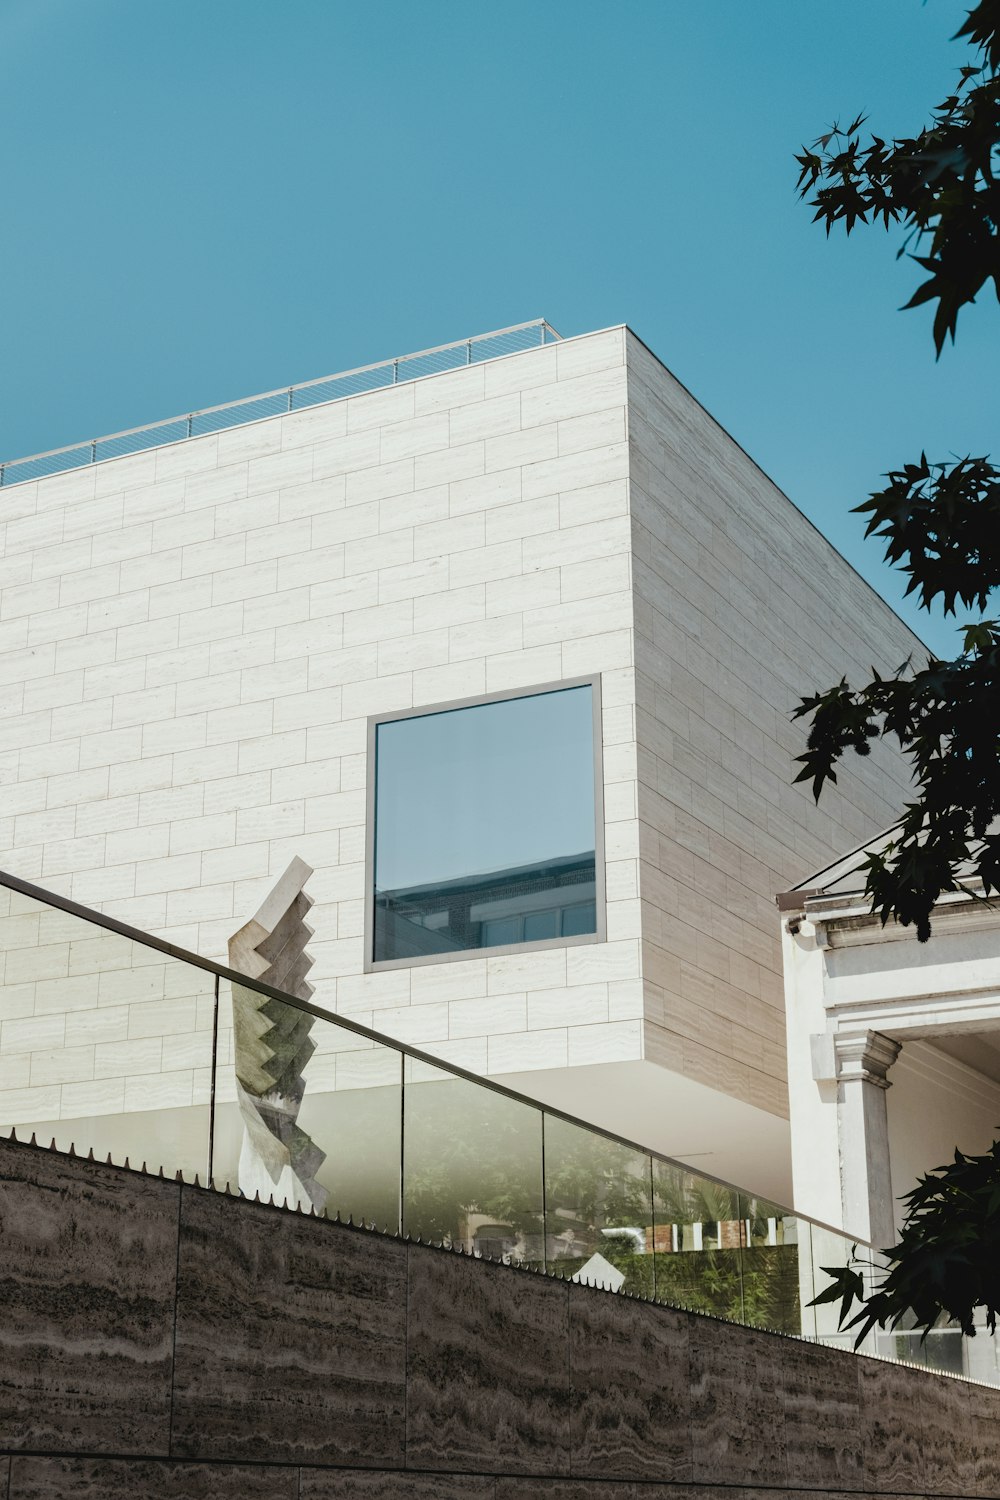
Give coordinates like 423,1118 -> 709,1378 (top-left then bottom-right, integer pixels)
653,1170 -> 744,1319
401,1084 -> 801,1329
653,1174 -> 802,1332
741,1245 -> 800,1334
544,1120 -> 651,1262
741,1196 -> 802,1334
654,1249 -> 742,1318
403,1081 -> 544,1255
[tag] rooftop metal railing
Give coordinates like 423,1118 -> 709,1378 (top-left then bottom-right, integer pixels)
1,865 -> 996,1386
0,319 -> 562,489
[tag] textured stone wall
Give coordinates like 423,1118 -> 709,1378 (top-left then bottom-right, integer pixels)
0,329 -> 644,1096
625,332 -> 921,1117
1,1135 -> 996,1500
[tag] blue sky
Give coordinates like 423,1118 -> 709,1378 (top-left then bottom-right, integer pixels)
2,0 -> 995,658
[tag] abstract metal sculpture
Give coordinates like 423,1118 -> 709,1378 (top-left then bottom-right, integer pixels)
227,857 -> 328,1212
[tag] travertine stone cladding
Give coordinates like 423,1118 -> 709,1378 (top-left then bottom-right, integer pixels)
0,331 -> 641,1089
625,331 -> 921,1116
1,1136 -> 995,1498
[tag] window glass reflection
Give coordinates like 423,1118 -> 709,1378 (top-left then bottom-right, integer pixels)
373,685 -> 597,962
738,1193 -> 802,1334
651,1161 -> 745,1319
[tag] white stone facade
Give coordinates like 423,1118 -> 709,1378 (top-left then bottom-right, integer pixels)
0,325 -> 921,1200
782,876 -> 1000,1243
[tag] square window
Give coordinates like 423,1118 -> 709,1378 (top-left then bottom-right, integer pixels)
370,681 -> 601,965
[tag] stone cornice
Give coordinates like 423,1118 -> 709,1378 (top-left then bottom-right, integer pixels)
800,886 -> 1000,950
822,984 -> 1000,1042
834,1030 -> 901,1090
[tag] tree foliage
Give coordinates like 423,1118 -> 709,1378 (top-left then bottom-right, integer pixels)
794,613 -> 1000,941
812,1138 -> 1000,1343
793,0 -> 1000,943
795,1 -> 1000,354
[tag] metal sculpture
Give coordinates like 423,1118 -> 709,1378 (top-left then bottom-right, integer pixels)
227,857 -> 327,1212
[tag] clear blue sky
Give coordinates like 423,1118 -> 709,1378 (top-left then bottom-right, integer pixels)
2,0 -> 995,658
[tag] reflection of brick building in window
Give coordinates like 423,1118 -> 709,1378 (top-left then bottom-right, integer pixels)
374,852 -> 596,960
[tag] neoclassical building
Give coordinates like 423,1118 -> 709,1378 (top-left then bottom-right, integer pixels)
780,842 -> 1000,1246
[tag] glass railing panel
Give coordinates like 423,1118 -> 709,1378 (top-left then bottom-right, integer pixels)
210,979 -> 403,1230
651,1162 -> 744,1319
952,1315 -> 1000,1385
543,1114 -> 654,1294
0,889 -> 214,1180
804,1228 -> 1000,1377
402,1058 -> 544,1267
8,874 -> 1000,1387
876,1319 -> 966,1376
794,1219 -> 884,1354
797,1220 -> 853,1347
737,1193 -> 803,1334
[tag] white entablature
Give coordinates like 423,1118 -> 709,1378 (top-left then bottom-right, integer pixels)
781,851 -> 1000,1251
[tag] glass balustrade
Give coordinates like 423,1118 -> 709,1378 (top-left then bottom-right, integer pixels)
0,870 -> 993,1384
209,979 -> 403,1230
402,1056 -> 544,1265
0,883 -> 214,1181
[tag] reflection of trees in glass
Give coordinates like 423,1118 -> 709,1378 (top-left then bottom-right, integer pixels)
649,1173 -> 803,1332
544,1119 -> 653,1292
741,1197 -> 802,1335
653,1171 -> 745,1320
400,1078 -> 802,1329
403,1079 -> 544,1263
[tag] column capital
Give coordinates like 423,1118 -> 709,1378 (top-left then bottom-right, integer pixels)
835,1029 -> 901,1090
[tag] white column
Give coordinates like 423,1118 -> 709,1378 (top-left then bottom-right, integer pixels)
835,1030 -> 901,1248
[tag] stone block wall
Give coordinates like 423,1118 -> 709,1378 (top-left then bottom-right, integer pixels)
1,1134 -> 996,1499
0,330 -> 644,1086
625,332 -> 920,1116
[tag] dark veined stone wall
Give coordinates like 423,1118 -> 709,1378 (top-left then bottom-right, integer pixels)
1,1134 -> 998,1499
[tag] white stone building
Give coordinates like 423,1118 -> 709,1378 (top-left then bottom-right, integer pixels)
0,321 -> 923,1202
781,847 -> 1000,1245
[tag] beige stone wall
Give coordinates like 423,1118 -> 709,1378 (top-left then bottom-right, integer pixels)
0,329 -> 644,1102
626,331 -> 921,1117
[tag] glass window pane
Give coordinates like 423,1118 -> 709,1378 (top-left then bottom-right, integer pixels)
544,1114 -> 654,1295
373,684 -> 597,962
402,1059 -> 544,1267
652,1161 -> 744,1318
797,1219 -> 875,1352
211,980 -> 402,1230
561,901 -> 596,937
738,1193 -> 802,1334
0,888 -> 214,1181
482,916 -> 519,947
523,910 -> 559,943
